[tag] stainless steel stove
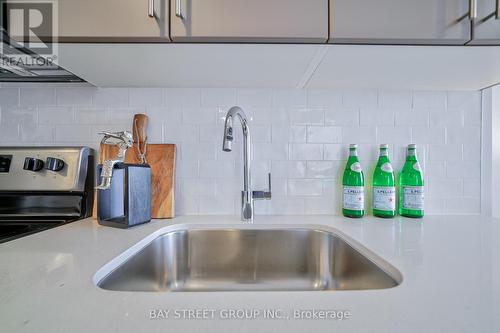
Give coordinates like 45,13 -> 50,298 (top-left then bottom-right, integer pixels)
0,147 -> 94,243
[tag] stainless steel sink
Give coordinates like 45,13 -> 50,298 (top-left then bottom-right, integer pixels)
96,226 -> 402,292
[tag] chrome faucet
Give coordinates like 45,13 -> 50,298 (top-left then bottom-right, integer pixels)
222,106 -> 271,222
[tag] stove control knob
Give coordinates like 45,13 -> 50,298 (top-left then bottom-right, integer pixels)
23,157 -> 44,172
45,157 -> 65,172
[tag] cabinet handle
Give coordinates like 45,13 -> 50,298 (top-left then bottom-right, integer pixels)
496,0 -> 499,19
469,0 -> 477,19
176,0 -> 184,19
148,0 -> 154,17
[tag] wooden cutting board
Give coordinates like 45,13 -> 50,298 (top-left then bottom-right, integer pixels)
93,143 -> 176,219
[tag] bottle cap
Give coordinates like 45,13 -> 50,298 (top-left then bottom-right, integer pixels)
379,144 -> 389,149
349,144 -> 358,149
408,144 -> 417,149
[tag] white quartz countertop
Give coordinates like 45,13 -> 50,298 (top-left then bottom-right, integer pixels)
1,215 -> 499,333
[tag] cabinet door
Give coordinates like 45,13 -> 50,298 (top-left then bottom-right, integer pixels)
170,0 -> 328,43
3,0 -> 170,42
469,0 -> 500,45
329,0 -> 471,44
58,0 -> 169,42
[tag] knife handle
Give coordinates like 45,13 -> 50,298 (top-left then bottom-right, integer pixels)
133,114 -> 148,147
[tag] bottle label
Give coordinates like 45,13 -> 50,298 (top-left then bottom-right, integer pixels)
343,186 -> 364,210
402,186 -> 424,210
381,162 -> 393,173
413,162 -> 422,172
373,186 -> 396,211
350,162 -> 362,173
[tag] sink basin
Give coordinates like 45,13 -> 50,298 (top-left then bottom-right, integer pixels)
96,225 -> 402,292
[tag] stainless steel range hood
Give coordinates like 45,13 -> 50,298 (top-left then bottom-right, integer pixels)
0,28 -> 83,82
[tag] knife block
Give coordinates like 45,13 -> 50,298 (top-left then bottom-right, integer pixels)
96,163 -> 151,228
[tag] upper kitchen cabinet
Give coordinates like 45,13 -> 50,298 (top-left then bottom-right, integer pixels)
58,0 -> 170,42
169,0 -> 328,43
329,0 -> 472,45
2,0 -> 170,43
468,0 -> 500,45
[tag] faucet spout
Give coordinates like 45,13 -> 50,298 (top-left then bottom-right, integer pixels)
222,106 -> 271,222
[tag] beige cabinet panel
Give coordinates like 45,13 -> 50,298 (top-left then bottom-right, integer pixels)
58,0 -> 170,41
3,0 -> 170,42
170,0 -> 328,43
329,0 -> 472,45
469,0 -> 500,45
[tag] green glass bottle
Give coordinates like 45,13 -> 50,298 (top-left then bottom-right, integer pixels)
372,144 -> 396,218
342,144 -> 364,218
398,144 -> 424,218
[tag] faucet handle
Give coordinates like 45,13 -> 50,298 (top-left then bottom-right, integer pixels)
253,173 -> 272,200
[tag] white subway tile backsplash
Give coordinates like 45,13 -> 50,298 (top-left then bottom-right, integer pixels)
20,124 -> 54,143
342,90 -> 378,108
447,91 -> 481,111
463,143 -> 481,161
38,106 -> 74,124
20,87 -> 55,106
108,108 -> 144,124
56,87 -> 93,106
252,143 -> 288,161
92,88 -> 128,107
304,196 -> 337,215
182,107 -> 216,124
75,108 -> 106,124
249,107 -> 289,125
412,126 -> 446,144
306,161 -> 339,178
181,142 -> 216,161
395,109 -> 429,126
289,143 -> 323,160
272,89 -> 306,107
201,88 -> 236,107
1,106 -> 36,126
307,126 -> 342,143
288,179 -> 323,196
325,108 -> 359,126
165,88 -> 201,108
430,108 -> 464,127
360,108 -> 395,126
290,109 -> 324,125
376,126 -> 412,144
236,89 -> 272,108
446,161 -> 480,178
0,86 -> 481,216
55,125 -> 91,142
444,197 -> 480,214
199,160 -> 235,178
429,144 -> 462,161
323,144 -> 345,161
272,125 -> 306,143
428,179 -> 463,197
378,91 -> 412,108
129,88 -> 163,107
307,90 -> 342,108
413,91 -> 446,109
341,126 -> 376,144
271,161 -> 306,179
0,88 -> 19,106
447,126 -> 480,144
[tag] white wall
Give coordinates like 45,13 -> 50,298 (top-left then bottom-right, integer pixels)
493,87 -> 500,218
0,84 -> 482,216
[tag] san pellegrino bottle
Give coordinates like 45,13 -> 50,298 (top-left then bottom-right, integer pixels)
372,144 -> 396,218
399,144 -> 424,218
342,144 -> 364,218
